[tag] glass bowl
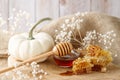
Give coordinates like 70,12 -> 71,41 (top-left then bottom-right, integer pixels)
53,50 -> 80,67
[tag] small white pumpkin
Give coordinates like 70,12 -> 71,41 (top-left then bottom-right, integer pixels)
8,18 -> 54,61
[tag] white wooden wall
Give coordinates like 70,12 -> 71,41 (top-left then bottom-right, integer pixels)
0,0 -> 120,32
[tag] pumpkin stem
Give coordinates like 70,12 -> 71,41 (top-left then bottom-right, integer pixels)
28,18 -> 52,40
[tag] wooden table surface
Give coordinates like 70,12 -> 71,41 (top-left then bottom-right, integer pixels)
0,57 -> 120,80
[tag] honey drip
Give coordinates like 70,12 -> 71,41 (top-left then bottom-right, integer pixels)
60,71 -> 74,76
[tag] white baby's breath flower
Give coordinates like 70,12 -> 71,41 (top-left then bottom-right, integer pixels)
8,9 -> 32,33
72,17 -> 75,22
54,13 -> 84,49
55,12 -> 115,51
83,30 -> 116,50
75,12 -> 80,17
81,12 -> 88,16
61,24 -> 65,29
81,13 -> 85,16
39,75 -> 43,80
65,19 -> 70,24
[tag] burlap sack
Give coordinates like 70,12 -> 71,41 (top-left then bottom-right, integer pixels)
38,12 -> 120,66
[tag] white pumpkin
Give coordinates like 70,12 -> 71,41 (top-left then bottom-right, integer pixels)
8,18 -> 54,61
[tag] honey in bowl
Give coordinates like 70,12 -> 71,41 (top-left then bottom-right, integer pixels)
53,50 -> 80,67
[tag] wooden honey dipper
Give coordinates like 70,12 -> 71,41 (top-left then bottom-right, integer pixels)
0,42 -> 73,74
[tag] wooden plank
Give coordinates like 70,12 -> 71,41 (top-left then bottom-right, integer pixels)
106,0 -> 120,18
90,0 -> 106,12
90,0 -> 120,18
9,0 -> 35,32
0,0 -> 9,30
59,0 -> 91,16
0,57 -> 120,79
35,0 -> 59,29
36,0 -> 59,20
